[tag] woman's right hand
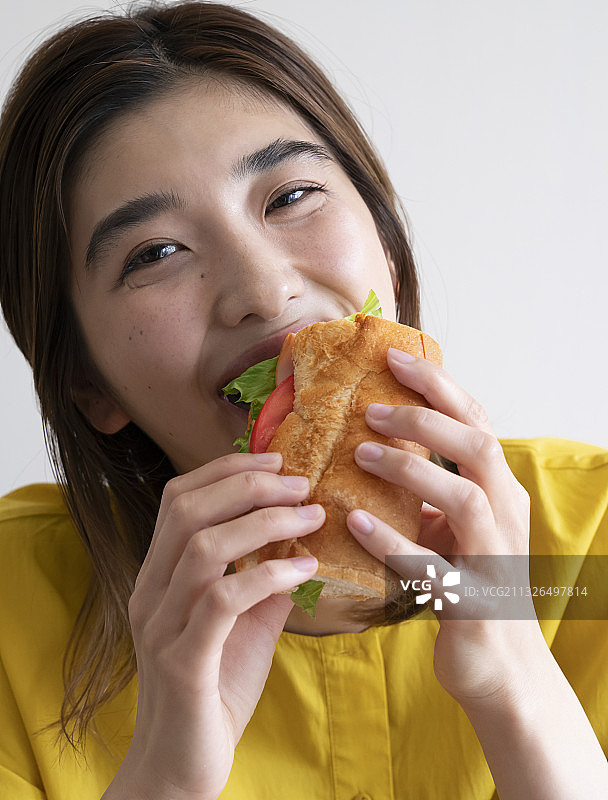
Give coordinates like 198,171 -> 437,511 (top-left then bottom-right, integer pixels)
103,451 -> 322,800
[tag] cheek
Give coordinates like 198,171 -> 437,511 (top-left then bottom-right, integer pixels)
308,204 -> 394,303
75,291 -> 202,397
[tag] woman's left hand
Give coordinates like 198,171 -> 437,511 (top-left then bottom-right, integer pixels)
347,346 -> 545,710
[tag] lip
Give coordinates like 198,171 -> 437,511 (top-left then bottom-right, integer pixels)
217,318 -> 328,398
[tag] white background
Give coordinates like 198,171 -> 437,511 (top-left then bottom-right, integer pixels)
2,0 -> 607,495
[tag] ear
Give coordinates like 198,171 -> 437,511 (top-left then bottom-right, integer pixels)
73,385 -> 131,434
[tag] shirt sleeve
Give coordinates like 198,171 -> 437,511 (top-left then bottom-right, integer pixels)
502,438 -> 608,757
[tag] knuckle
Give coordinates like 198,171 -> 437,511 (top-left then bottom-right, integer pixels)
395,450 -> 416,484
261,558 -> 286,582
213,452 -> 240,470
471,430 -> 502,462
207,579 -> 234,615
384,536 -> 407,558
128,596 -> 162,655
257,505 -> 277,529
184,528 -> 216,563
464,396 -> 490,428
425,366 -> 447,397
167,491 -> 195,527
161,475 -> 183,507
127,590 -> 145,631
409,404 -> 433,431
242,470 -> 262,494
458,482 -> 488,517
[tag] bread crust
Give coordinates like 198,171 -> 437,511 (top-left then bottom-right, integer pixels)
236,315 -> 442,599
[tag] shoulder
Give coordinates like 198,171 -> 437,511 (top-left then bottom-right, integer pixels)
501,436 -> 608,471
500,438 -> 608,554
0,482 -> 70,526
0,483 -> 89,631
0,484 -> 89,740
0,481 -> 86,573
0,489 -> 122,796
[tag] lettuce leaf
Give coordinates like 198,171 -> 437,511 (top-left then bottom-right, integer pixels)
345,289 -> 383,320
230,399 -> 264,453
222,356 -> 278,452
290,579 -> 325,617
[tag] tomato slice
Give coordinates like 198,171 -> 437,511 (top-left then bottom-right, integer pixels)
275,332 -> 295,385
250,374 -> 295,453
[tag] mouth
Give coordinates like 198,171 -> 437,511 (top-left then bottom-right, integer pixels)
224,396 -> 252,414
217,319 -> 325,413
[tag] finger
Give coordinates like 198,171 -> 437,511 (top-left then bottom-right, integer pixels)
156,452 -> 283,530
146,453 -> 282,568
182,556 -> 319,663
421,501 -> 443,519
139,471 -> 311,590
348,510 -> 534,624
418,511 -> 456,557
365,402 -> 518,509
354,442 -> 499,554
159,504 -> 325,632
346,508 -> 461,618
387,348 -> 494,434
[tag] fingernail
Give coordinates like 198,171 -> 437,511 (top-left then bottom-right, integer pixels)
290,556 -> 318,572
295,504 -> 322,518
356,442 -> 384,461
388,347 -> 416,364
281,475 -> 309,490
367,403 -> 393,420
254,452 -> 281,463
349,510 -> 374,534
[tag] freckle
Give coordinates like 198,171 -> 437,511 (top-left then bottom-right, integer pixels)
147,385 -> 151,390
128,335 -> 132,341
139,330 -> 143,336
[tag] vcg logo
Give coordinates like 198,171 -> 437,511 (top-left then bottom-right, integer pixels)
400,564 -> 461,611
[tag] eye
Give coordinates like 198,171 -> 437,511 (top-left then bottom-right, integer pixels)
134,242 -> 179,264
266,183 -> 326,214
118,241 -> 184,284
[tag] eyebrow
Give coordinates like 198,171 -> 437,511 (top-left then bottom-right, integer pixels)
84,139 -> 333,270
231,138 -> 334,181
85,190 -> 186,270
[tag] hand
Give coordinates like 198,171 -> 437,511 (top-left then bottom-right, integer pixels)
107,452 -> 323,800
346,347 -> 545,709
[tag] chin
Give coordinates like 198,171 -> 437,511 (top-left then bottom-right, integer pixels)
284,595 -> 389,636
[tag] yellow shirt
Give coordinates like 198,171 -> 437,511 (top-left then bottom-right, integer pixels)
0,439 -> 606,799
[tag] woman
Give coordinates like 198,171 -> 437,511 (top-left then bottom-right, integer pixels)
0,3 -> 606,798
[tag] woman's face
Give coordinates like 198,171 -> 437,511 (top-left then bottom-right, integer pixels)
69,80 -> 397,472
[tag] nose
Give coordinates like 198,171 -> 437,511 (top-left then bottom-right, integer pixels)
215,236 -> 305,326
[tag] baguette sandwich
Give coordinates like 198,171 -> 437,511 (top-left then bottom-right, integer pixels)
223,293 -> 442,612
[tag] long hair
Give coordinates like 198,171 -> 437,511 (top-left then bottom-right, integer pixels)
0,1 -> 422,748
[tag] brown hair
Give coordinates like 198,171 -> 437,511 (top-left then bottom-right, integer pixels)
0,1 -> 422,748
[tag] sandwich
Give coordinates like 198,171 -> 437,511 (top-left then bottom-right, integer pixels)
223,292 -> 442,615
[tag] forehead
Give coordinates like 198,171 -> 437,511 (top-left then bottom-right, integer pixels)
74,78 -> 320,188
